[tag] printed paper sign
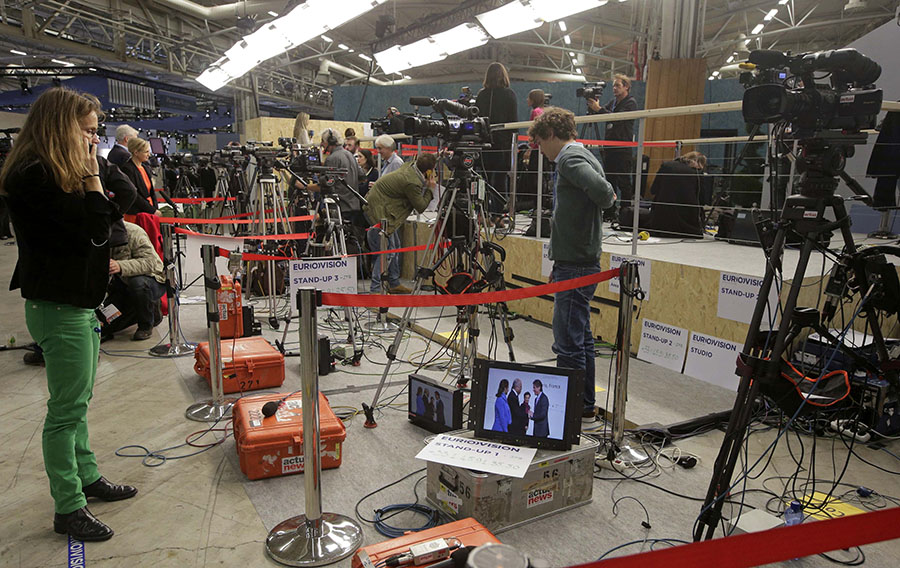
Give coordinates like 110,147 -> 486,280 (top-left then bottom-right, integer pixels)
289,257 -> 357,303
415,434 -> 537,478
802,491 -> 866,520
683,332 -> 742,390
637,318 -> 688,373
717,271 -> 780,325
541,242 -> 552,277
608,254 -> 651,300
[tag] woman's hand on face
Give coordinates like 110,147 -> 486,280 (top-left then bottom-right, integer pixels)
85,137 -> 100,175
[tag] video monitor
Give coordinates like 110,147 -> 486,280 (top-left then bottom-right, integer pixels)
408,374 -> 464,434
469,359 -> 583,451
149,137 -> 166,155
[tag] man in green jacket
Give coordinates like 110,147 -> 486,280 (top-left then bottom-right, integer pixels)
529,107 -> 616,422
363,153 -> 437,294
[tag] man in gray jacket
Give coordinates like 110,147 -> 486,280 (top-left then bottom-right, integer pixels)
104,222 -> 165,341
529,107 -> 616,422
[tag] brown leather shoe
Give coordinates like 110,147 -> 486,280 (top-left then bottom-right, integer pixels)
82,476 -> 138,502
389,284 -> 412,294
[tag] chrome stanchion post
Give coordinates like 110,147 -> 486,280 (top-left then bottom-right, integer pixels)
508,133 -> 518,224
266,288 -> 363,566
536,147 -> 544,239
186,245 -> 236,422
603,260 -> 648,465
630,118 -> 646,256
150,223 -> 196,357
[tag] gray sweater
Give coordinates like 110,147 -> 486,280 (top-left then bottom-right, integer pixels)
549,143 -> 616,264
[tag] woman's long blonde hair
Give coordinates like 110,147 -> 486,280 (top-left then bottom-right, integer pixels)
0,87 -> 104,196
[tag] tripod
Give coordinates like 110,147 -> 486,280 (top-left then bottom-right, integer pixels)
362,145 -> 516,426
694,132 -> 899,541
209,165 -> 239,235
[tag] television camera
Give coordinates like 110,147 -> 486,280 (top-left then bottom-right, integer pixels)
576,81 -> 606,100
404,96 -> 491,145
740,48 -> 882,137
0,127 -> 19,167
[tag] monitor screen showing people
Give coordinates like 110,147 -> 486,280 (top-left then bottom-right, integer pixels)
409,375 -> 452,428
481,367 -> 568,441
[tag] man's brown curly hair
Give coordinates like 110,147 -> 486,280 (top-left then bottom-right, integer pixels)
527,107 -> 577,143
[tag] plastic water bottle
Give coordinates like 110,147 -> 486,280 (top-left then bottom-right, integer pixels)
784,501 -> 804,560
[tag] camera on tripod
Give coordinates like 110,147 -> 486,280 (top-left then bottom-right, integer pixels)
0,127 -> 18,167
576,81 -> 606,100
165,152 -> 196,167
741,48 -> 882,136
404,96 -> 491,145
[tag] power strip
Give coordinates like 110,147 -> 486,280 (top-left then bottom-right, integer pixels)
829,419 -> 871,443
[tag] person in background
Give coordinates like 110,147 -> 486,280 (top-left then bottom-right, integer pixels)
107,124 -> 137,167
344,127 -> 356,138
356,148 -> 378,197
343,135 -> 360,154
363,153 -> 437,295
293,112 -> 311,146
648,151 -> 707,238
304,128 -> 364,220
587,74 -> 638,218
529,107 -> 616,423
415,387 -> 425,416
120,138 -> 157,215
475,62 -> 518,226
102,221 -> 166,341
375,134 -> 403,178
528,89 -> 546,122
0,87 -> 138,542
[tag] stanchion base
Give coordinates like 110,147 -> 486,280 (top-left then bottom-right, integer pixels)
149,342 -> 196,358
265,513 -> 363,567
868,230 -> 897,240
364,321 -> 398,333
596,442 -> 650,471
185,399 -> 236,422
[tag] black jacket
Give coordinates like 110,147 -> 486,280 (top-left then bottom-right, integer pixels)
648,160 -> 704,238
119,160 -> 158,213
475,87 -> 518,162
590,94 -> 638,145
107,144 -> 130,167
7,161 -> 118,308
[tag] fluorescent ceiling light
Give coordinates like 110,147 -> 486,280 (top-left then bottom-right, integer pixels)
402,37 -> 447,69
563,34 -> 571,44
708,75 -> 715,80
558,21 -> 567,32
321,35 -> 333,42
431,23 -> 490,56
358,53 -> 372,61
45,29 -> 59,36
752,23 -> 765,34
530,0 -> 604,22
476,1 -> 542,39
726,55 -> 735,63
779,0 -> 789,4
374,45 -> 408,74
338,43 -> 350,50
575,68 -> 583,75
764,9 -> 778,21
712,70 -> 720,77
197,67 -> 230,91
568,51 -> 576,57
403,75 -> 411,80
10,49 -> 26,56
268,11 -> 279,17
50,58 -> 69,65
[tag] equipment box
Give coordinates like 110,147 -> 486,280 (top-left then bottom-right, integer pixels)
352,517 -> 499,568
217,275 -> 243,339
425,430 -> 598,533
232,392 -> 345,480
194,336 -> 284,394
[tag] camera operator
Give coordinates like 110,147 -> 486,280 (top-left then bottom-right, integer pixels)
363,153 -> 437,294
303,128 -> 365,218
0,87 -> 138,542
375,134 -> 403,177
587,75 -> 638,213
529,107 -> 616,422
103,221 -> 166,340
108,124 -> 138,167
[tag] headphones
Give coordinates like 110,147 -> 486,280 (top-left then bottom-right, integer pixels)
322,128 -> 340,148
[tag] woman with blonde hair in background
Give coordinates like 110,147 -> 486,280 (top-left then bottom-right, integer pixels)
0,87 -> 138,542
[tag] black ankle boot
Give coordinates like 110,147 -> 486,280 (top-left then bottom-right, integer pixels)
54,507 -> 114,541
82,476 -> 138,502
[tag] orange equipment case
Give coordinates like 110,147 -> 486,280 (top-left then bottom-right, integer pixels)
194,336 -> 284,394
232,392 -> 346,480
217,275 -> 243,339
351,518 -> 499,568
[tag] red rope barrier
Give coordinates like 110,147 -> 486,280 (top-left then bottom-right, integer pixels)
158,214 -> 313,225
169,196 -> 237,204
173,227 -> 311,241
320,269 -> 619,308
579,507 -> 900,568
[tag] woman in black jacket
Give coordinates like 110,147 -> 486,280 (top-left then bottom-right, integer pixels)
356,148 -> 378,197
475,62 -> 518,223
0,88 -> 137,542
119,137 -> 157,214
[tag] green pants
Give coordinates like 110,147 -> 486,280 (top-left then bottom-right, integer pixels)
25,300 -> 102,515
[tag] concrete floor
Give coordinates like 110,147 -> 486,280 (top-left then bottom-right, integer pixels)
1,236 -> 899,567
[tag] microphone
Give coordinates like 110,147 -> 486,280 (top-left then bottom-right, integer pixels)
261,391 -> 299,418
409,96 -> 436,107
427,547 -> 472,568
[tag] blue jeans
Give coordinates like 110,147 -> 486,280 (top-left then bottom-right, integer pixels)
551,262 -> 601,412
367,226 -> 401,293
